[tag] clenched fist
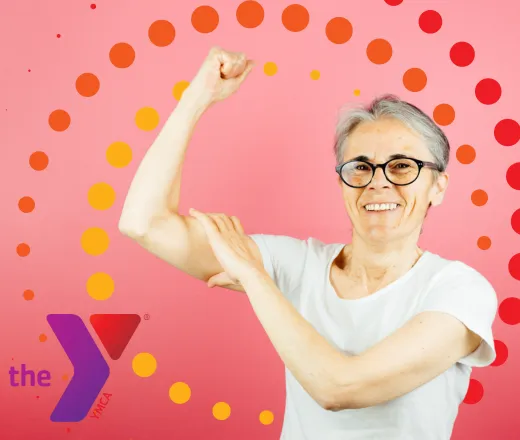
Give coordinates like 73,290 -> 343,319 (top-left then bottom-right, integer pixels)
186,46 -> 255,108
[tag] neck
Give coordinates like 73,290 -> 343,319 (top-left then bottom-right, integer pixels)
341,228 -> 424,290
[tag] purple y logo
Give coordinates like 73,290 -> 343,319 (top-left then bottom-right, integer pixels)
47,314 -> 141,422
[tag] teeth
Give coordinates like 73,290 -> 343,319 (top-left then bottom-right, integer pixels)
364,203 -> 399,211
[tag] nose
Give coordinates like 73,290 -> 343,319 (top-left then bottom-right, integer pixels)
367,166 -> 391,189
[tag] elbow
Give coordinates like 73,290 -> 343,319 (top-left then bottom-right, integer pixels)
118,216 -> 148,241
318,380 -> 366,412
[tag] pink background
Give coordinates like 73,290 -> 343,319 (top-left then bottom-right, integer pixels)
2,0 -> 520,438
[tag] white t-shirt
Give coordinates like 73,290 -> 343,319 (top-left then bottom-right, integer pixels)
249,234 -> 498,440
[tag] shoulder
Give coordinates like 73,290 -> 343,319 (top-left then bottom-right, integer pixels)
419,251 -> 498,310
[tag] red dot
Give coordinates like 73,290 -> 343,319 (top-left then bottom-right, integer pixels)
508,253 -> 520,281
511,209 -> 520,235
419,10 -> 442,34
491,340 -> 508,367
495,119 -> 520,146
385,0 -> 403,5
57,34 -> 61,38
464,379 -> 484,404
475,78 -> 501,105
450,42 -> 475,67
499,296 -> 520,324
506,163 -> 520,190
28,69 -> 31,72
91,3 -> 96,9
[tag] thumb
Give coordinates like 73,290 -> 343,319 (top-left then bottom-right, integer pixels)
207,272 -> 235,288
233,60 -> 255,84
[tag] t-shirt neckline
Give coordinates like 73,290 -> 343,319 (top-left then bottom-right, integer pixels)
326,244 -> 432,304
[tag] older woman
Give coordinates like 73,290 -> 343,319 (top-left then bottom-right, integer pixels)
119,47 -> 498,440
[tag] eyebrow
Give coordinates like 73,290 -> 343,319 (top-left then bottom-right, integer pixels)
347,153 -> 414,162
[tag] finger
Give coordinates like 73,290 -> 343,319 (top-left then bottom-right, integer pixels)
189,209 -> 220,237
211,214 -> 235,233
230,216 -> 245,235
230,59 -> 255,85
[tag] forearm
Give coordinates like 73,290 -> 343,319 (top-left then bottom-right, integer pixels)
240,269 -> 347,407
118,91 -> 209,235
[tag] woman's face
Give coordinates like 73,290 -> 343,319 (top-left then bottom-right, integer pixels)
338,117 -> 449,244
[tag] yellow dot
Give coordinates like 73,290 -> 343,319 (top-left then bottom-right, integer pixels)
81,227 -> 110,256
106,141 -> 132,168
135,107 -> 159,131
87,272 -> 114,300
310,70 -> 320,80
173,81 -> 190,101
88,182 -> 116,210
212,402 -> 231,421
169,382 -> 191,404
132,353 -> 157,377
354,89 -> 361,96
259,410 -> 274,425
264,62 -> 278,76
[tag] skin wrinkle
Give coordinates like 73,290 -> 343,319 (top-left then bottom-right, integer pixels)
333,117 -> 449,298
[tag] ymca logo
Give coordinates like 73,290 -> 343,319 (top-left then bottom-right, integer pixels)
46,314 -> 141,422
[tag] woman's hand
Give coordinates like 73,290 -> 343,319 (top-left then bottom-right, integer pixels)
186,46 -> 255,109
188,208 -> 266,289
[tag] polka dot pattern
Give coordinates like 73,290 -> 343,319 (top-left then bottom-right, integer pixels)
495,119 -> 520,146
367,39 -> 393,64
132,353 -> 157,377
419,10 -> 442,34
109,43 -> 135,68
192,6 -> 219,33
450,42 -> 475,67
12,2 -> 519,429
49,109 -> 70,131
325,17 -> 353,44
148,20 -> 176,47
475,78 -> 501,105
213,402 -> 231,420
403,68 -> 427,92
86,272 -> 114,300
282,4 -> 310,32
236,1 -> 264,28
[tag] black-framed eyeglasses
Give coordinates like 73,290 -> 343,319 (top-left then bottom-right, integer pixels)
335,155 -> 440,188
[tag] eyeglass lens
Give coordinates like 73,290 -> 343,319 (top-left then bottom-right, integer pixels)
341,158 -> 420,187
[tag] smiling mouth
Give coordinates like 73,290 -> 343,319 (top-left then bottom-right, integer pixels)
363,203 -> 401,212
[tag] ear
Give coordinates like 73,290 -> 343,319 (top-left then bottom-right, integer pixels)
430,172 -> 449,207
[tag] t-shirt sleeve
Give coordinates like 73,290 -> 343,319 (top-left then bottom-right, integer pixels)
248,234 -> 310,305
417,261 -> 498,367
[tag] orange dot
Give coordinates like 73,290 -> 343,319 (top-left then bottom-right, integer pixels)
403,68 -> 427,92
326,17 -> 353,44
433,104 -> 455,126
367,39 -> 393,64
282,4 -> 309,32
191,6 -> 219,33
18,196 -> 35,213
39,334 -> 47,342
149,20 -> 176,47
17,243 -> 30,257
471,189 -> 488,206
49,109 -> 70,131
109,42 -> 135,68
477,236 -> 491,250
236,1 -> 264,28
456,144 -> 476,164
62,374 -> 68,381
23,289 -> 34,300
76,73 -> 100,97
29,151 -> 49,171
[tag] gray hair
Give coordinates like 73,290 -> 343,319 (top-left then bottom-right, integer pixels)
333,94 -> 450,174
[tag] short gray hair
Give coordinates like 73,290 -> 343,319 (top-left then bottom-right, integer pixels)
333,94 -> 450,173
